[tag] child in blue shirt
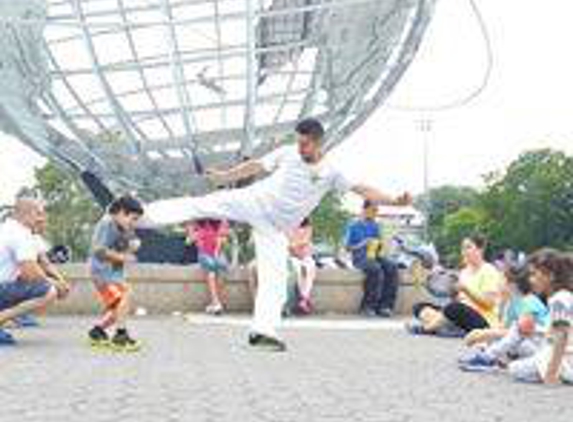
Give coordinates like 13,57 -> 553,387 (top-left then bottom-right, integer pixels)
459,263 -> 549,371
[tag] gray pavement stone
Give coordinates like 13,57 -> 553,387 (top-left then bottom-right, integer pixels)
0,316 -> 571,422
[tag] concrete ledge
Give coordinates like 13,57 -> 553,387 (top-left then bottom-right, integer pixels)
49,264 -> 433,315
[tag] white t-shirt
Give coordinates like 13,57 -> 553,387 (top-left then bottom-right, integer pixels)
0,219 -> 38,283
32,234 -> 50,256
535,289 -> 573,375
250,146 -> 352,230
549,289 -> 573,352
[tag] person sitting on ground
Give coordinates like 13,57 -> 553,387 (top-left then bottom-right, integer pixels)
344,200 -> 399,317
464,261 -> 548,347
409,234 -> 504,336
288,217 -> 316,315
87,195 -> 143,351
0,198 -> 70,346
507,249 -> 573,385
459,261 -> 550,371
186,219 -> 229,315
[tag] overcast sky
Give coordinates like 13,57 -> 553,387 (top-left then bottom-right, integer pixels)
2,0 -> 573,208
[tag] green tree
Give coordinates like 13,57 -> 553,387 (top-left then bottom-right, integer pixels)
311,192 -> 351,249
33,162 -> 102,260
426,148 -> 573,264
479,148 -> 573,252
416,185 -> 479,240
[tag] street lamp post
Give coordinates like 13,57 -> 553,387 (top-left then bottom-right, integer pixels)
417,118 -> 433,242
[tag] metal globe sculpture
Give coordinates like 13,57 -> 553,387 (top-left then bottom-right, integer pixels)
0,0 -> 436,198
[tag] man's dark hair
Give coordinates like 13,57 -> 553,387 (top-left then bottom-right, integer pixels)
295,118 -> 325,141
108,195 -> 144,216
363,199 -> 377,210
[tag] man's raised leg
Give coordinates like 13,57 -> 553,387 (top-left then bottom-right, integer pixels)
143,189 -> 257,227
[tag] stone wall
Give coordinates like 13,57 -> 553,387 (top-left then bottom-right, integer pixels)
49,264 -> 433,315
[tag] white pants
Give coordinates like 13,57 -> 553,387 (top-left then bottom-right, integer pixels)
290,255 -> 316,298
508,344 -> 573,384
146,190 -> 289,338
485,324 -> 543,361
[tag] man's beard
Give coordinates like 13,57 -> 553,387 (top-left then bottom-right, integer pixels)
301,151 -> 321,163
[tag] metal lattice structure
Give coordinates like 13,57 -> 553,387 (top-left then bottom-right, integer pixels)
0,0 -> 436,198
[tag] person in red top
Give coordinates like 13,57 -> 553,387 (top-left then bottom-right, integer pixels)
186,219 -> 229,315
288,218 -> 316,314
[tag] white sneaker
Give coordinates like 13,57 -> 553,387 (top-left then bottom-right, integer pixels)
205,303 -> 224,316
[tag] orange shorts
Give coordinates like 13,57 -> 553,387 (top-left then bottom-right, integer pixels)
96,283 -> 128,309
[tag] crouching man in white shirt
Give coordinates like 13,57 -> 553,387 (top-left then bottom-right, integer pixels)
0,198 -> 70,345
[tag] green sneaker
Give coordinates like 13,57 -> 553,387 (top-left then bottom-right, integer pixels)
88,326 -> 110,349
111,329 -> 142,353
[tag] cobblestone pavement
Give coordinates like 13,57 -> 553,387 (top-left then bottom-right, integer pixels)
1,316 -> 571,422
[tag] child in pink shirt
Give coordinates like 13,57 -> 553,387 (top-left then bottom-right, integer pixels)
186,219 -> 229,315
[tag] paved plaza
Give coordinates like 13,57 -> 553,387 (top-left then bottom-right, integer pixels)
1,316 -> 571,422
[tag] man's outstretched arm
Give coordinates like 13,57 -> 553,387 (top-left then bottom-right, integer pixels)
351,184 -> 412,206
206,159 -> 266,185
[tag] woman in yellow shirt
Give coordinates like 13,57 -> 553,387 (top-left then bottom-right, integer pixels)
412,235 -> 504,335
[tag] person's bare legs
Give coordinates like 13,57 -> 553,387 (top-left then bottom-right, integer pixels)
204,271 -> 225,314
464,327 -> 507,347
216,275 -> 228,307
113,287 -> 132,330
91,286 -> 140,350
206,271 -> 222,306
95,285 -> 132,331
419,306 -> 448,332
97,308 -> 117,330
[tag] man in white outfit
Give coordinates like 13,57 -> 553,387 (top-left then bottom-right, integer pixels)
145,118 -> 410,351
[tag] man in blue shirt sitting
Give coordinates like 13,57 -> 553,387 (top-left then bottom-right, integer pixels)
344,200 -> 399,317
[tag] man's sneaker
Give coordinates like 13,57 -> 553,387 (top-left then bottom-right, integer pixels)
88,326 -> 109,348
458,347 -> 486,365
111,330 -> 142,352
377,308 -> 393,318
13,314 -> 40,328
0,328 -> 16,346
360,308 -> 378,318
248,333 -> 287,352
205,302 -> 224,316
459,353 -> 498,373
